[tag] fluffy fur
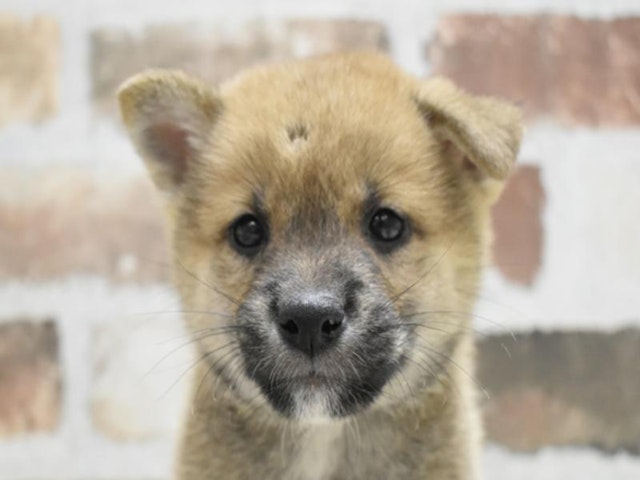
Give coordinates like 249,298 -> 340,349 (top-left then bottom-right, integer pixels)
118,52 -> 522,480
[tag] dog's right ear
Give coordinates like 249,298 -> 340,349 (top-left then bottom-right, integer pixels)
118,71 -> 222,193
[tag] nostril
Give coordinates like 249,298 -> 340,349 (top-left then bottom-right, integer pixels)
276,294 -> 345,356
280,319 -> 299,335
321,317 -> 343,335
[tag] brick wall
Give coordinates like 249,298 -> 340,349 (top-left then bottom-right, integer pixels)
1,1 -> 640,478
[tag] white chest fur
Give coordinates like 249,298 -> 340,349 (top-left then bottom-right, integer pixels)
285,422 -> 345,480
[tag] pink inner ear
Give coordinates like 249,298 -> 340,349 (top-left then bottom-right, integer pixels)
442,139 -> 481,178
143,122 -> 191,184
461,155 -> 477,172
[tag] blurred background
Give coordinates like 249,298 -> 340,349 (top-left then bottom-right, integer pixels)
1,0 -> 639,479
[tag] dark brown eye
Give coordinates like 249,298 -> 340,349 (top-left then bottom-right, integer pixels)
367,208 -> 408,253
230,214 -> 265,254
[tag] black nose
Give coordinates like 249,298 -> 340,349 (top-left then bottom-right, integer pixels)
277,294 -> 345,357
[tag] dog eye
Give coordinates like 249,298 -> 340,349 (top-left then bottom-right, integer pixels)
369,208 -> 405,244
230,214 -> 265,254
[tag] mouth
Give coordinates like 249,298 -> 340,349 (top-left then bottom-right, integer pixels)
244,353 -> 401,419
238,292 -> 407,418
290,371 -> 335,389
291,372 -> 331,388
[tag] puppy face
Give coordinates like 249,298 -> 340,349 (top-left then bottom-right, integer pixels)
119,53 -> 521,419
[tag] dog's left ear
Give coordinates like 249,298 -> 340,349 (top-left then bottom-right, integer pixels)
416,77 -> 523,200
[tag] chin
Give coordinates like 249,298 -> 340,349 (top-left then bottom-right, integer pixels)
291,386 -> 337,423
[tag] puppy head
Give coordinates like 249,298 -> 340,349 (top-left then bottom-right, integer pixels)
119,53 -> 522,420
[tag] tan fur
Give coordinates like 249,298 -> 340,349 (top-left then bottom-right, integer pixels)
118,52 -> 522,480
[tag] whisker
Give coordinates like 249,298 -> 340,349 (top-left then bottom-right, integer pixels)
130,309 -> 234,319
461,286 -> 531,319
403,352 -> 463,402
154,324 -> 249,345
399,309 -> 516,339
145,327 -> 247,378
198,346 -> 243,399
398,321 -> 490,341
402,309 -> 488,325
397,364 -> 418,411
500,342 -> 513,358
175,258 -> 242,307
158,341 -> 237,399
413,341 -> 490,401
385,237 -> 459,309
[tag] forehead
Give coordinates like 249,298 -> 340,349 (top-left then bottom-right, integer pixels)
191,57 -> 457,232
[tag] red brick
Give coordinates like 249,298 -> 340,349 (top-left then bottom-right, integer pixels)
479,329 -> 640,453
0,14 -> 59,126
0,169 -> 169,282
0,319 -> 61,436
492,166 -> 544,286
429,15 -> 640,126
91,20 -> 387,114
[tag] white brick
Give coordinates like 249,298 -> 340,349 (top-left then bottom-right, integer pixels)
485,444 -> 640,480
92,314 -> 192,440
480,127 -> 640,332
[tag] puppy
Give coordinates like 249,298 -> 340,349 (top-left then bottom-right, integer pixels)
118,52 -> 521,480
